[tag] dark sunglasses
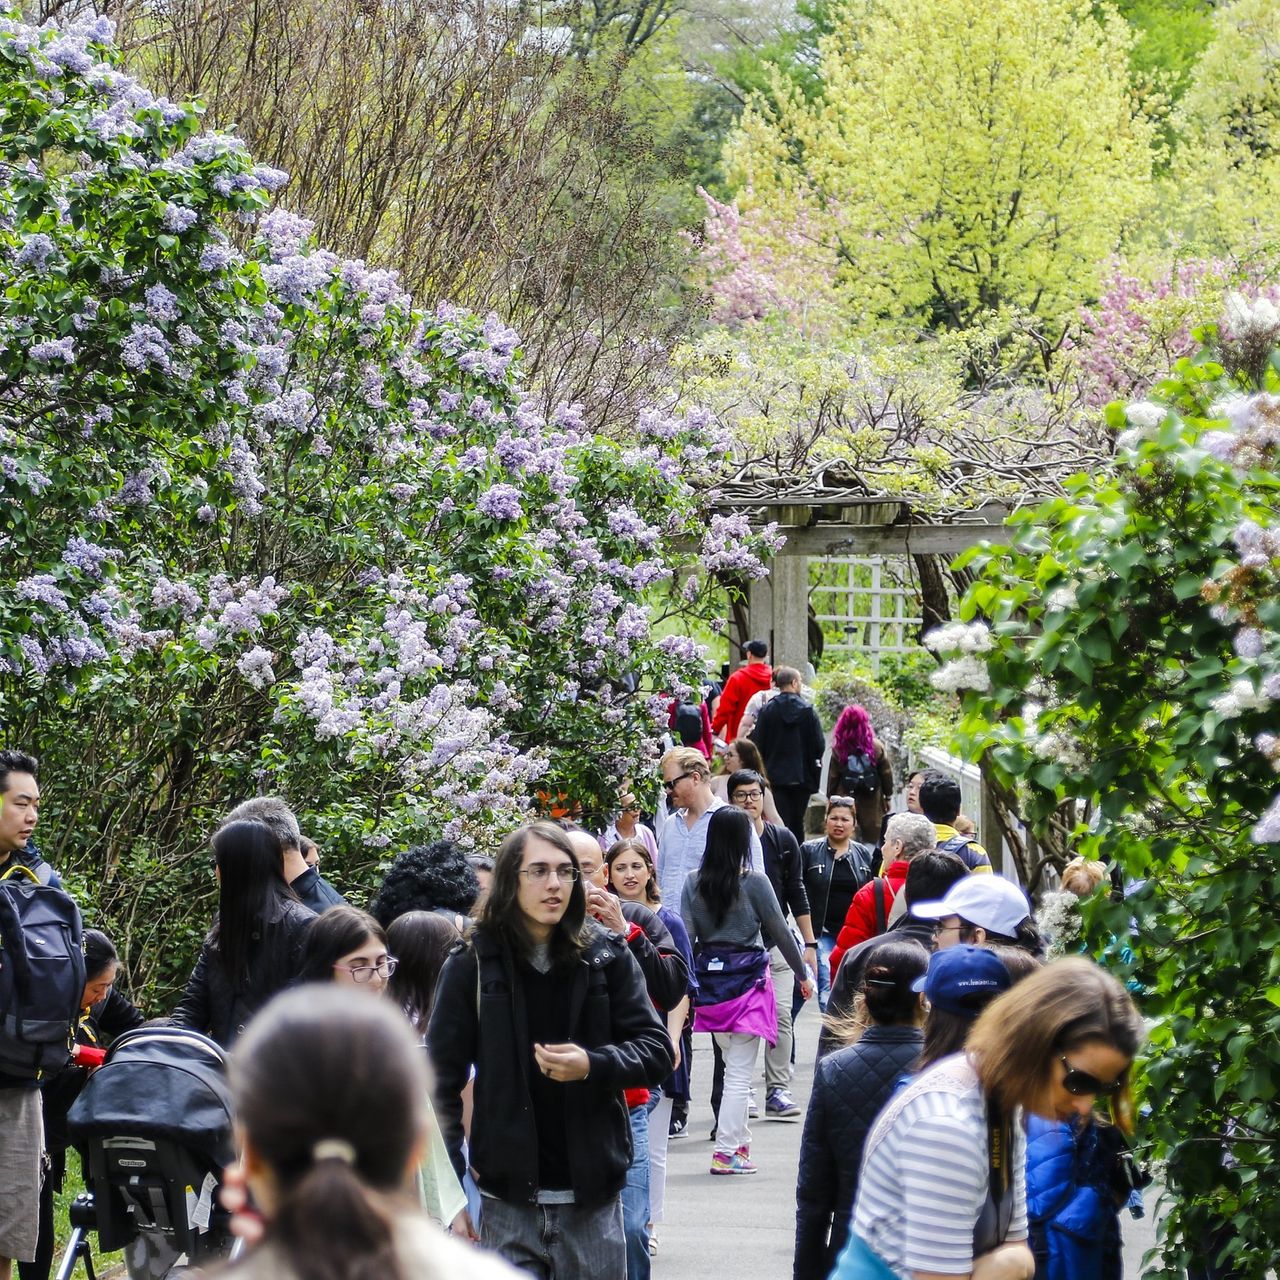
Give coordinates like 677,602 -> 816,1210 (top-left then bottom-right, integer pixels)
662,771 -> 694,792
1060,1055 -> 1125,1097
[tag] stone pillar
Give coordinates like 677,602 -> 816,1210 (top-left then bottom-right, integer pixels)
740,575 -> 772,669
770,554 -> 810,673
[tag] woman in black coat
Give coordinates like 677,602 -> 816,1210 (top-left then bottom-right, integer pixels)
794,940 -> 929,1280
172,820 -> 314,1047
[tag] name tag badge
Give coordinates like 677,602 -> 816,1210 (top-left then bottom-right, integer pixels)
708,958 -> 724,971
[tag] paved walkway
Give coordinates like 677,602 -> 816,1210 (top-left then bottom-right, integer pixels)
655,1004 -> 1158,1278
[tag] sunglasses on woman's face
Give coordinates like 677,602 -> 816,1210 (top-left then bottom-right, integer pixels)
1060,1055 -> 1124,1097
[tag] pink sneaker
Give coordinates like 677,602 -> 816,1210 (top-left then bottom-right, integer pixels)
710,1150 -> 758,1175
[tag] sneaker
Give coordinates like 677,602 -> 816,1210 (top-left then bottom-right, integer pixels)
710,1150 -> 758,1175
647,1231 -> 658,1258
766,1087 -> 802,1120
668,1114 -> 687,1139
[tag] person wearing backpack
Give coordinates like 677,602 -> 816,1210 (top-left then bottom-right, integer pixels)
915,769 -> 995,872
826,813 -> 938,981
711,640 -> 773,745
750,667 -> 825,845
824,706 -> 894,844
0,750 -> 81,1279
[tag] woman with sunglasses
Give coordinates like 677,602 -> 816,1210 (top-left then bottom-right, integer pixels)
840,957 -> 1143,1280
598,791 -> 659,863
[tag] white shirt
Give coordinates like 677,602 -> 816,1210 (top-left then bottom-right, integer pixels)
656,794 -> 763,907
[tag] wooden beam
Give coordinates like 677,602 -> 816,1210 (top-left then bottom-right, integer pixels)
772,520 -> 1008,558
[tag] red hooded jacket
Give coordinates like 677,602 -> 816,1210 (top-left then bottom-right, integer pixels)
712,661 -> 773,742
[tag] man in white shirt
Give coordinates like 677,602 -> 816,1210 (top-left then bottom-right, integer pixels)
656,747 -> 763,907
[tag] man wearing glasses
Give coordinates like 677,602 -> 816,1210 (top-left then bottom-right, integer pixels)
429,821 -> 672,1279
656,747 -> 763,907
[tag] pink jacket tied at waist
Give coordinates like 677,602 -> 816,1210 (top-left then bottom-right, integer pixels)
692,966 -> 778,1044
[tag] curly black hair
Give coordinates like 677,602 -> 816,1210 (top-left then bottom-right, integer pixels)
369,840 -> 480,927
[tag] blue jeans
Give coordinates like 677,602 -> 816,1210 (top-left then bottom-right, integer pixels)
621,1102 -> 651,1279
816,931 -> 835,1010
481,1195 -> 626,1279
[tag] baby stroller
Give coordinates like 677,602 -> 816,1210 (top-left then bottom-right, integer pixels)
60,1026 -> 236,1279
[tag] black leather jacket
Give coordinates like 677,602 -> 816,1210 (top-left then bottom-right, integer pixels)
795,1025 -> 925,1280
171,896 -> 314,1047
428,924 -> 673,1207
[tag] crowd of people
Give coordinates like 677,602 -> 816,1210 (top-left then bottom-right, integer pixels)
0,641 -> 1153,1280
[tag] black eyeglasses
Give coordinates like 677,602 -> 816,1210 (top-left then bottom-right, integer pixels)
662,771 -> 694,793
731,790 -> 764,803
1060,1055 -> 1125,1097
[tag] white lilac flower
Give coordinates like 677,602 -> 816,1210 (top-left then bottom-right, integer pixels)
929,655 -> 991,694
1124,401 -> 1166,432
1045,584 -> 1078,613
923,621 -> 994,655
1211,678 -> 1270,719
1224,292 -> 1280,340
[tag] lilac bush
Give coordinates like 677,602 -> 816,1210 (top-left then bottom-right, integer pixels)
0,13 -> 779,991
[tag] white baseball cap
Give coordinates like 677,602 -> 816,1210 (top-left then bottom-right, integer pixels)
910,875 -> 1030,937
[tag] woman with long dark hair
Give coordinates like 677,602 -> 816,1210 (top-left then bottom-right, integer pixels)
224,986 -> 516,1280
825,704 -> 894,842
386,911 -> 461,1030
172,820 -> 314,1047
795,940 -> 929,1280
680,806 -> 814,1176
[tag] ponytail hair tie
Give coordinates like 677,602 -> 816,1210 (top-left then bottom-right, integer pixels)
312,1138 -> 358,1165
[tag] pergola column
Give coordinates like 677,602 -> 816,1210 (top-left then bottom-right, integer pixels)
769,554 -> 810,673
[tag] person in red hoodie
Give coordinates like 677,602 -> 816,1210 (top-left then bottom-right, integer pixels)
712,640 -> 773,743
828,813 -> 939,980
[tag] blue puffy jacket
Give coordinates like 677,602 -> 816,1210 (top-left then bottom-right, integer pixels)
1025,1116 -> 1123,1280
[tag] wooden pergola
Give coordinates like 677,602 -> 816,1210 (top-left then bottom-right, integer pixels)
714,474 -> 1013,672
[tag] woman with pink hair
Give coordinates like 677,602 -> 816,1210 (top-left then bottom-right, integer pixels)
824,705 -> 894,843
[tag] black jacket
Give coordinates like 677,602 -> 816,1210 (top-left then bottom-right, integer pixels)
288,866 -> 346,914
817,916 -> 936,1060
751,692 -> 826,791
427,925 -> 673,1207
802,838 -> 876,939
618,901 -> 689,1012
761,823 -> 812,924
171,896 -> 314,1047
795,1025 -> 925,1280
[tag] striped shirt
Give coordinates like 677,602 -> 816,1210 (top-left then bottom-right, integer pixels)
852,1054 -> 1027,1278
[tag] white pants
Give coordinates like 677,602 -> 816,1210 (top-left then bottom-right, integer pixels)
712,1032 -> 761,1157
647,1093 -> 673,1224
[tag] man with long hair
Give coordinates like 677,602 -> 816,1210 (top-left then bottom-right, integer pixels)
428,822 -> 672,1279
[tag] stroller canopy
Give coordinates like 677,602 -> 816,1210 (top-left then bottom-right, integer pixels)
68,1026 -> 235,1169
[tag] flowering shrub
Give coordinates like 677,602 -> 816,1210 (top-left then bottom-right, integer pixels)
948,304 -> 1280,1277
0,12 -> 779,994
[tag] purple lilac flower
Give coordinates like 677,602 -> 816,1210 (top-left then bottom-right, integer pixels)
262,252 -> 336,306
72,299 -> 100,331
476,484 -> 523,522
62,536 -> 115,577
121,323 -> 170,372
16,233 -> 56,272
144,283 -> 179,322
19,635 -> 49,676
30,336 -> 75,364
226,436 -> 265,514
237,645 -> 276,689
258,210 -> 314,262
199,243 -> 238,273
16,574 -> 69,612
162,203 -> 199,233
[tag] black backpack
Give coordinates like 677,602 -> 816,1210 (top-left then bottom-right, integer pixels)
840,749 -> 879,798
0,863 -> 85,1078
937,832 -> 992,872
673,701 -> 704,746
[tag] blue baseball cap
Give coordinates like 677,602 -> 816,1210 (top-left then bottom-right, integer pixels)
911,944 -> 1011,1017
